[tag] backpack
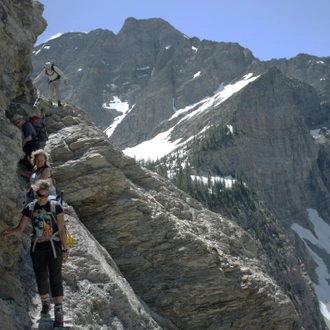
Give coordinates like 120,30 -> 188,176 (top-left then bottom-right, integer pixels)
29,116 -> 48,142
29,193 -> 74,258
49,198 -> 75,248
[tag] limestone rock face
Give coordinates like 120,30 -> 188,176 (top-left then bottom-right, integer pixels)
40,103 -> 299,329
2,96 -> 304,329
0,1 -> 44,329
0,0 -> 46,110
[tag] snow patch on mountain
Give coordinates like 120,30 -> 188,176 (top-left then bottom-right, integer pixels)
292,209 -> 330,322
103,97 -> 132,137
123,73 -> 259,161
102,96 -> 129,112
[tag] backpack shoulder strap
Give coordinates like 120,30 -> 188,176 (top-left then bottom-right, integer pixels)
36,165 -> 47,174
51,63 -> 59,76
29,200 -> 37,227
29,200 -> 36,216
50,200 -> 57,224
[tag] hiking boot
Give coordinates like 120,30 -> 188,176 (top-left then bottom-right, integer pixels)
58,101 -> 62,107
53,304 -> 64,328
40,297 -> 50,316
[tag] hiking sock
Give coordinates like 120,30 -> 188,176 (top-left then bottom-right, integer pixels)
54,303 -> 64,327
40,296 -> 50,315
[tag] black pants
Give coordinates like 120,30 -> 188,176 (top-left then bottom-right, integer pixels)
30,244 -> 63,297
19,155 -> 33,171
23,141 -> 41,155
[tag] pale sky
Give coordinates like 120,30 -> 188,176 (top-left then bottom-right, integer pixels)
36,0 -> 330,61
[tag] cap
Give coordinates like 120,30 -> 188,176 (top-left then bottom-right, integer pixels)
45,62 -> 52,69
12,114 -> 23,122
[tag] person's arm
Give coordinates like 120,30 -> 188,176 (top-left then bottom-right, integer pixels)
23,136 -> 32,143
18,170 -> 34,177
56,212 -> 68,262
22,122 -> 33,143
2,215 -> 30,237
33,70 -> 46,84
39,167 -> 51,180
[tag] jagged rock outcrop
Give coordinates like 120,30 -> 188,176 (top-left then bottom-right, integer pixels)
0,1 -> 46,326
0,0 -> 46,110
131,67 -> 328,329
250,54 -> 330,101
42,102 -> 299,329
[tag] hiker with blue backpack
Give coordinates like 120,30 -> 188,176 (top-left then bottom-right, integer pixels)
33,62 -> 67,107
12,114 -> 41,171
2,180 -> 68,328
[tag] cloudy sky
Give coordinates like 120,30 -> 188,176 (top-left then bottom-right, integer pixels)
37,0 -> 329,61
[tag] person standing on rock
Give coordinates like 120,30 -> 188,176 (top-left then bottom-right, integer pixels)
2,180 -> 68,328
33,62 -> 67,107
12,114 -> 41,171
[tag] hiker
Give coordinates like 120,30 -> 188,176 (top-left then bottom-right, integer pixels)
2,180 -> 68,328
33,62 -> 67,107
18,149 -> 57,203
12,114 -> 41,171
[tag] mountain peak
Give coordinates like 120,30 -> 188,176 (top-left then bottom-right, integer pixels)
118,16 -> 181,38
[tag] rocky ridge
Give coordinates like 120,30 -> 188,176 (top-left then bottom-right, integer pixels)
42,103 -> 297,329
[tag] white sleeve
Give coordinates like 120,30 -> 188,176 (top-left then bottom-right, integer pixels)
33,70 -> 46,83
54,66 -> 66,80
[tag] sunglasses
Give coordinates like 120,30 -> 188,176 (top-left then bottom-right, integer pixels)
37,192 -> 49,198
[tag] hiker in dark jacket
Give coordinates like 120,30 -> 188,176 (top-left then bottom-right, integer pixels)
33,62 -> 67,107
2,180 -> 68,328
12,114 -> 41,170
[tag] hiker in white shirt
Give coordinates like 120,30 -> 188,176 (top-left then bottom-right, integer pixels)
34,62 -> 67,107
